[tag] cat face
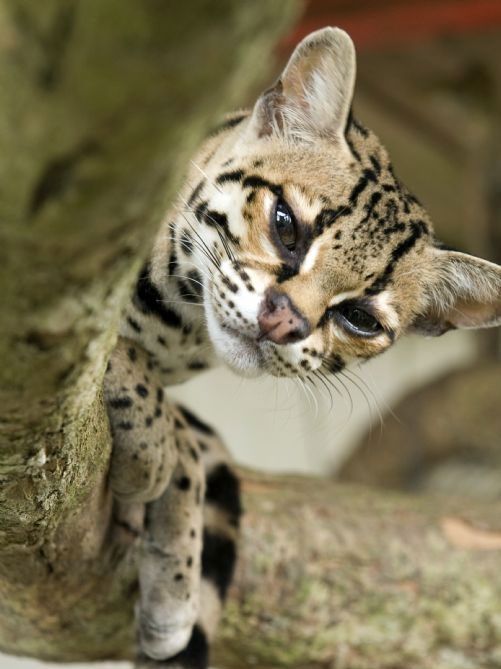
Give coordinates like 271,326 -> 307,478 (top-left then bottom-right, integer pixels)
177,28 -> 501,378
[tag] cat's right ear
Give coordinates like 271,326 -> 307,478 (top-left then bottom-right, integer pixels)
411,249 -> 501,336
248,27 -> 356,146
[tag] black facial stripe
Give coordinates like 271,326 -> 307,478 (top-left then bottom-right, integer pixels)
180,229 -> 194,255
134,265 -> 182,328
370,154 -> 381,175
360,191 -> 382,225
178,277 -> 202,303
366,220 -> 427,295
205,464 -> 242,527
349,168 -> 378,206
204,209 -> 240,246
242,175 -> 282,197
346,135 -> 361,162
352,116 -> 369,138
208,112 -> 248,137
276,263 -> 298,284
216,169 -> 244,185
201,529 -> 237,601
177,405 -> 214,436
195,200 -> 208,223
314,205 -> 352,237
246,190 -> 256,204
168,248 -> 179,277
186,270 -> 204,298
187,179 -> 205,207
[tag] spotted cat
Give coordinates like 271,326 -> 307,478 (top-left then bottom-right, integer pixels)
104,27 -> 501,668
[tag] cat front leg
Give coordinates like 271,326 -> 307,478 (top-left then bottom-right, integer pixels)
104,337 -> 178,504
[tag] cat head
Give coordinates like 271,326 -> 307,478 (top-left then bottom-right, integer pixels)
176,27 -> 501,378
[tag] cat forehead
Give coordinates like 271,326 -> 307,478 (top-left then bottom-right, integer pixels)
218,129 -> 431,249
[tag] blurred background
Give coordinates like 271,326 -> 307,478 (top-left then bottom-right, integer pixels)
4,0 -> 501,667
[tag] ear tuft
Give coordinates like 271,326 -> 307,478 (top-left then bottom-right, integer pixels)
251,27 -> 356,144
412,249 -> 501,336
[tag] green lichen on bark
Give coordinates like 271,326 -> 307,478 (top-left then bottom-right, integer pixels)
214,473 -> 501,669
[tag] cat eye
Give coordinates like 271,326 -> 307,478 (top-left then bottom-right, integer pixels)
273,199 -> 297,252
335,302 -> 383,338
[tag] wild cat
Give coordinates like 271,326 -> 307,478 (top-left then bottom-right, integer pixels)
103,27 -> 501,668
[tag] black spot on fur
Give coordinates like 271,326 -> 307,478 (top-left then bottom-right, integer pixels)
178,405 -> 214,436
202,530 -> 237,601
166,624 -> 209,669
205,464 -> 242,526
135,384 -> 148,398
134,264 -> 182,329
188,360 -> 207,371
127,347 -> 137,362
126,316 -> 142,333
109,396 -> 133,410
156,387 -> 164,403
177,476 -> 191,491
324,354 -> 345,374
117,420 -> 133,431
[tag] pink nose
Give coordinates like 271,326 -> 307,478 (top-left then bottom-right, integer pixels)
258,289 -> 310,345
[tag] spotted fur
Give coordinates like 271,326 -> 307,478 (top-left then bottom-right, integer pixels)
105,27 -> 501,668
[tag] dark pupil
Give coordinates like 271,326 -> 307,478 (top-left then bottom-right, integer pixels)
342,306 -> 380,333
275,201 -> 296,250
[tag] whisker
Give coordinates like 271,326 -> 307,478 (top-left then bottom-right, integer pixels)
312,369 -> 334,413
190,160 -> 223,194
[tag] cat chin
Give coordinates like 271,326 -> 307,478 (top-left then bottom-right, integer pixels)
205,299 -> 265,378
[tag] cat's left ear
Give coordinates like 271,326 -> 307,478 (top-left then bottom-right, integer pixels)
411,249 -> 501,336
249,27 -> 356,144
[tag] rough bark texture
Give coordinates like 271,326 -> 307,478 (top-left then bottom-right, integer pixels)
0,0 -> 301,661
2,3 -> 501,669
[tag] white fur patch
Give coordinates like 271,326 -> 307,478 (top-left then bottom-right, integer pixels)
372,290 -> 400,330
301,239 -> 321,274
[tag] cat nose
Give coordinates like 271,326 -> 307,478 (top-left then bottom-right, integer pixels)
258,289 -> 310,345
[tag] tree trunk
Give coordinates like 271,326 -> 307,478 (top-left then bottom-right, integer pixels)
2,3 -> 501,669
0,0 -> 300,661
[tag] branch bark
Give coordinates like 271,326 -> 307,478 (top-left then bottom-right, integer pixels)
2,3 -> 501,669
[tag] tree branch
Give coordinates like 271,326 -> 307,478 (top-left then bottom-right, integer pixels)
3,3 -> 501,669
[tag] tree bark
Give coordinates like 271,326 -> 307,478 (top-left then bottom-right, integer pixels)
0,0 -> 300,661
2,3 -> 501,669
